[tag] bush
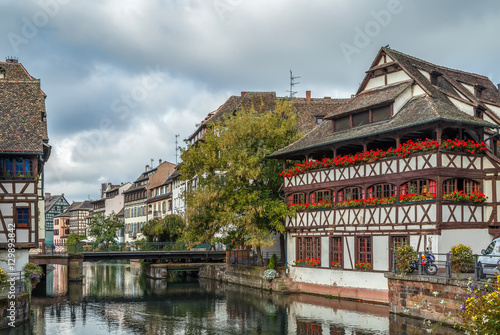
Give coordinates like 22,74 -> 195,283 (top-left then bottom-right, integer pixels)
268,253 -> 277,270
263,269 -> 277,281
23,263 -> 43,288
394,244 -> 418,275
460,275 -> 500,334
0,268 -> 7,285
450,244 -> 474,273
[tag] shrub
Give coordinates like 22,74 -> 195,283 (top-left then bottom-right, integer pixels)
460,275 -> 500,334
0,268 -> 7,285
394,244 -> 418,275
268,253 -> 277,270
23,263 -> 43,288
263,269 -> 277,281
450,244 -> 474,273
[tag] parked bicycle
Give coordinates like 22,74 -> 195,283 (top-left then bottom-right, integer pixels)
408,252 -> 438,275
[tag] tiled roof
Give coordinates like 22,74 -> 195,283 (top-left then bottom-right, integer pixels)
44,195 -> 62,211
69,200 -> 93,212
0,61 -> 48,154
270,47 -> 500,158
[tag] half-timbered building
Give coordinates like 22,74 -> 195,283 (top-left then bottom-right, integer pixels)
0,58 -> 51,272
270,47 -> 500,302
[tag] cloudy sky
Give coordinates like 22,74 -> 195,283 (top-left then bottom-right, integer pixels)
1,0 -> 499,202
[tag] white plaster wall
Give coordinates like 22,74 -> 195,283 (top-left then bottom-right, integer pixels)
386,71 -> 410,85
321,236 -> 329,267
287,233 -> 296,267
291,267 -> 388,291
393,86 -> 412,115
412,84 -> 425,96
439,229 -> 492,255
0,249 -> 28,272
417,69 -> 430,81
461,82 -> 475,95
485,103 -> 500,120
344,236 -> 354,269
105,183 -> 131,216
364,76 -> 385,91
373,235 -> 388,271
38,199 -> 45,240
448,97 -> 475,116
289,301 -> 389,335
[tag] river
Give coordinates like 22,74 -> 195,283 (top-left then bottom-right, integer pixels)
1,263 -> 465,334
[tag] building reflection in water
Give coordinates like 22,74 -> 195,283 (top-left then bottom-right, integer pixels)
24,263 -> 465,335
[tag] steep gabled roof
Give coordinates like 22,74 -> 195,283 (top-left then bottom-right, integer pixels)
44,194 -> 68,212
0,61 -> 49,154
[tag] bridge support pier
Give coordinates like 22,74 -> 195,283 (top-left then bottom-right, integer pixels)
68,257 -> 84,281
145,264 -> 169,279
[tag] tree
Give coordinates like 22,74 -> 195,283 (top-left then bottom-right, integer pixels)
179,100 -> 302,264
141,215 -> 185,242
87,212 -> 123,244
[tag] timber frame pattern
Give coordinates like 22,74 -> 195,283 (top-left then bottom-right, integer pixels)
0,59 -> 50,249
271,47 -> 500,271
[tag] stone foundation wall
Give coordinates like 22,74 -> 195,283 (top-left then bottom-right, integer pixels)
0,292 -> 30,329
385,273 -> 467,325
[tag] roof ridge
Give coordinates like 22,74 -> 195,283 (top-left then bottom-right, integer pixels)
384,47 -> 489,80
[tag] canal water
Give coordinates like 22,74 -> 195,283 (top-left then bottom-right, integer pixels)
1,263 -> 464,334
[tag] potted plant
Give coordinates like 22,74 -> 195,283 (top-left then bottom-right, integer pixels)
394,244 -> 418,275
450,244 -> 474,273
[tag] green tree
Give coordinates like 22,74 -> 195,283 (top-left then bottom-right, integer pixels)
87,212 -> 123,244
179,100 -> 302,264
141,215 -> 185,242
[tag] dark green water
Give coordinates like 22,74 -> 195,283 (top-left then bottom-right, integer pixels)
1,263 -> 464,334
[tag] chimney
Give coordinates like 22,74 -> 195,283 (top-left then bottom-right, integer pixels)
241,91 -> 247,97
101,183 -> 107,198
145,165 -> 150,172
497,83 -> 500,93
306,91 -> 311,101
324,97 -> 331,99
159,159 -> 162,165
45,192 -> 51,199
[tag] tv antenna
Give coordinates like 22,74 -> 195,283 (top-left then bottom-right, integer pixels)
150,158 -> 154,168
287,70 -> 300,98
175,134 -> 180,164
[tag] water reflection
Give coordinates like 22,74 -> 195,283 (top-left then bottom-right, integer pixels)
0,263 -> 466,334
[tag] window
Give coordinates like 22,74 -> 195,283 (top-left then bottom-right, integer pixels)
475,107 -> 484,119
337,187 -> 362,202
330,237 -> 343,268
443,178 -> 479,195
372,105 -> 391,122
335,116 -> 350,132
54,229 -> 59,236
352,110 -> 369,127
16,208 -> 29,227
296,236 -> 321,261
312,190 -> 331,202
315,116 -> 324,125
357,236 -> 372,265
401,179 -> 436,195
288,193 -> 306,206
368,183 -> 395,198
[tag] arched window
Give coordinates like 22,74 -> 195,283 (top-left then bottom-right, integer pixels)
443,178 -> 479,194
367,183 -> 395,198
288,193 -> 306,206
337,187 -> 363,203
311,189 -> 332,203
400,179 -> 436,195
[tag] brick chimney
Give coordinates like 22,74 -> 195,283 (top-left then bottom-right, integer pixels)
241,92 -> 247,97
45,192 -> 51,199
159,159 -> 162,165
145,165 -> 150,172
306,91 -> 311,101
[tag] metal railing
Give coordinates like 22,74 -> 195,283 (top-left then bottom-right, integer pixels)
391,251 -> 500,281
227,250 -> 284,267
34,241 -> 226,254
0,271 -> 28,298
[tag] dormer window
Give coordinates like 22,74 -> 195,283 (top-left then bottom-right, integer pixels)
475,106 -> 484,119
315,116 -> 324,125
475,85 -> 485,99
430,71 -> 442,86
333,104 -> 392,132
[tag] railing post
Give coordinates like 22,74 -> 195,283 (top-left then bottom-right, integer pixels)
392,251 -> 396,273
474,254 -> 479,281
446,253 -> 451,278
418,252 -> 422,275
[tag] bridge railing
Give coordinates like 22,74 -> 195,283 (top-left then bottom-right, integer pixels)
0,271 -> 28,298
34,241 -> 225,254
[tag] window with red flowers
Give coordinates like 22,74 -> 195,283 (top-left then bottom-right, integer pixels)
311,189 -> 331,203
330,237 -> 343,268
337,187 -> 363,202
288,193 -> 305,206
443,178 -> 479,195
367,183 -> 395,198
356,236 -> 372,264
296,236 -> 321,261
400,179 -> 436,195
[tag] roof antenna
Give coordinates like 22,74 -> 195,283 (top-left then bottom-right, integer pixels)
150,158 -> 154,168
175,134 -> 179,164
287,70 -> 300,98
